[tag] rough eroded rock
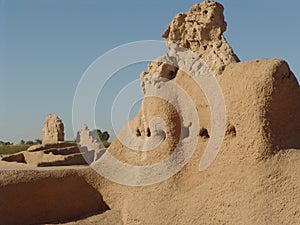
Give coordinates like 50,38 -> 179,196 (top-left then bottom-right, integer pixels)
162,0 -> 239,75
42,114 -> 64,144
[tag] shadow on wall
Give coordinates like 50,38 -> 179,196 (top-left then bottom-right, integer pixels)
0,175 -> 109,225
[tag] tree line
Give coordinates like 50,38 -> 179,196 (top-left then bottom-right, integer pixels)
0,139 -> 42,146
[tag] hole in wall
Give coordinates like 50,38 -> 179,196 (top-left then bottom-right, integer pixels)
146,128 -> 151,137
199,128 -> 210,140
226,123 -> 237,137
136,128 -> 141,137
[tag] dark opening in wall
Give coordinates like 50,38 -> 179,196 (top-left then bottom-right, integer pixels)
199,128 -> 210,140
146,128 -> 151,137
136,128 -> 141,137
226,123 -> 237,137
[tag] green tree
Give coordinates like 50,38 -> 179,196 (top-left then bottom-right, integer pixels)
20,140 -> 25,145
0,141 -> 12,145
100,131 -> 109,142
34,139 -> 42,144
25,141 -> 34,145
91,129 -> 110,148
91,129 -> 110,142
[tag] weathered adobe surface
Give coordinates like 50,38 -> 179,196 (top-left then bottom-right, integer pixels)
0,124 -> 105,167
0,142 -> 94,167
42,114 -> 65,145
162,0 -> 239,75
99,1 -> 300,224
101,58 -> 300,225
0,1 -> 300,225
0,168 -> 122,225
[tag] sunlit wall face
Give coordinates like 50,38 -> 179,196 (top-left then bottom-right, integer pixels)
0,0 -> 299,143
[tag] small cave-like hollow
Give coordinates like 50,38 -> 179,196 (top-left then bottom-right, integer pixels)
146,128 -> 151,137
199,128 -> 210,140
136,128 -> 142,137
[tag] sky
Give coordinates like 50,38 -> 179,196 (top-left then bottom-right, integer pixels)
0,0 -> 299,143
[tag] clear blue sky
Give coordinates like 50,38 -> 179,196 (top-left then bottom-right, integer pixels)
0,0 -> 299,143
